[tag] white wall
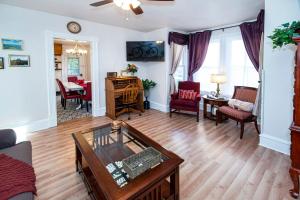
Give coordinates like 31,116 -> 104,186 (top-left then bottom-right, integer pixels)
261,0 -> 300,154
0,4 -> 144,132
141,28 -> 171,112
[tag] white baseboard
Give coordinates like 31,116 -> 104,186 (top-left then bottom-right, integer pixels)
150,101 -> 169,113
93,106 -> 106,117
3,118 -> 52,134
259,134 -> 290,155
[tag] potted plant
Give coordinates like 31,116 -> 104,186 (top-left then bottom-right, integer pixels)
142,79 -> 157,110
127,64 -> 138,76
268,21 -> 300,49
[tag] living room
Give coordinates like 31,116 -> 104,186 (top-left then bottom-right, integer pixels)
0,0 -> 299,199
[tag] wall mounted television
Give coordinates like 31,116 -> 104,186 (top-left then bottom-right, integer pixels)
126,41 -> 165,62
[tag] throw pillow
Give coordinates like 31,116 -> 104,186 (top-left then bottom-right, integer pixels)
228,99 -> 254,112
179,90 -> 197,100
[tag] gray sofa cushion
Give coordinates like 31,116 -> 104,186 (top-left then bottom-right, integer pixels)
0,129 -> 17,149
0,141 -> 34,200
0,141 -> 32,165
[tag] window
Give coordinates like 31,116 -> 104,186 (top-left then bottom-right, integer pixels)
193,29 -> 259,96
67,57 -> 80,76
174,46 -> 188,88
193,40 -> 221,92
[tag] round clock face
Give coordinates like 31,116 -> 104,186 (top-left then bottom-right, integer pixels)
67,21 -> 81,34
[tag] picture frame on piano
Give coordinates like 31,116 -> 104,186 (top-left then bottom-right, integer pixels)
107,72 -> 118,78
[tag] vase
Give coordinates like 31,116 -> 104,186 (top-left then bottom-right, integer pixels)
144,90 -> 150,110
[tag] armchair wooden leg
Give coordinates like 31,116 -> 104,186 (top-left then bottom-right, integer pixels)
196,111 -> 199,122
240,122 -> 245,139
254,119 -> 260,135
170,108 -> 172,118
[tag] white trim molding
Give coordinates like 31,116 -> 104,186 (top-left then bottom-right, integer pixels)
94,107 -> 106,117
45,31 -> 100,129
259,134 -> 291,155
150,101 -> 169,113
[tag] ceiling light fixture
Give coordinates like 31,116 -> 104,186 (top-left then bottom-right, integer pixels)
66,41 -> 87,57
113,0 -> 141,10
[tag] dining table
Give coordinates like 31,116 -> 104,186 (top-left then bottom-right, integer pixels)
62,81 -> 90,110
62,81 -> 84,91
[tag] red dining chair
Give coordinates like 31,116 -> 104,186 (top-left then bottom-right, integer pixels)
80,82 -> 92,112
56,79 -> 81,110
68,76 -> 78,83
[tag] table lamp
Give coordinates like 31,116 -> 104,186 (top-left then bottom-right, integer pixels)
210,73 -> 227,97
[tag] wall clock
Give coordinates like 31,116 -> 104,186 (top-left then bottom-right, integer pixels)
67,21 -> 81,34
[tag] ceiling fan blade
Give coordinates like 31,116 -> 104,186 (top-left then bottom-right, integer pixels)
130,5 -> 144,15
146,0 -> 174,1
90,0 -> 113,7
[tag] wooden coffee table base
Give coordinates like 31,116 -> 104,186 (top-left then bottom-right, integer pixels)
73,122 -> 183,200
75,145 -> 180,200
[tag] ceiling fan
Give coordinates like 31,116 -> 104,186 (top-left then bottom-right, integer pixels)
90,0 -> 174,15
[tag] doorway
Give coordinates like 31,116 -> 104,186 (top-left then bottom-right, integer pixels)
45,32 -> 100,127
54,38 -> 93,123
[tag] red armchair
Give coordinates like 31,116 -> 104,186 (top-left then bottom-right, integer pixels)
56,79 -> 81,110
170,81 -> 201,122
80,82 -> 92,112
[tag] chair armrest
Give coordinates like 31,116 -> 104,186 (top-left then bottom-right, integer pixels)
0,129 -> 16,149
195,93 -> 201,102
171,93 -> 179,100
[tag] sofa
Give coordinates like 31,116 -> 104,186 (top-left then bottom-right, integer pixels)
0,129 -> 34,200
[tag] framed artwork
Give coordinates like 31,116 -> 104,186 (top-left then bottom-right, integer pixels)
0,57 -> 4,69
9,55 -> 30,67
1,39 -> 24,50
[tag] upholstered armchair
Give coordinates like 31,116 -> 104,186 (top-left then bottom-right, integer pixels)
216,86 -> 260,139
170,81 -> 201,122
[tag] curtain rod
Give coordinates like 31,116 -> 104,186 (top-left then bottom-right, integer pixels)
190,19 -> 257,33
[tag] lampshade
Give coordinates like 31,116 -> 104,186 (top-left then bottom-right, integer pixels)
210,73 -> 227,84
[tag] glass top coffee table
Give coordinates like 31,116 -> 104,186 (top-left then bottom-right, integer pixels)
72,121 -> 184,200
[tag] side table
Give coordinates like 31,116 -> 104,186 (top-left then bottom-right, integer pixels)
203,95 -> 228,121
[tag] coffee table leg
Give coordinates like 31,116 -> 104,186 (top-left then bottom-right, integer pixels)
170,167 -> 180,200
75,145 -> 82,172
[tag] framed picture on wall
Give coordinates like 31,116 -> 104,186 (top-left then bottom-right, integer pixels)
0,57 -> 4,69
1,39 -> 24,50
9,55 -> 30,67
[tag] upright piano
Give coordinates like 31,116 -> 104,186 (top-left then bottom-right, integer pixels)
105,77 -> 144,119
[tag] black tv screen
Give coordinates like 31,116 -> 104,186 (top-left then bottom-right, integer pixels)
126,41 -> 165,62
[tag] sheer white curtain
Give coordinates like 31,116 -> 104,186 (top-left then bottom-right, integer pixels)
193,28 -> 259,97
252,33 -> 264,121
169,43 -> 184,94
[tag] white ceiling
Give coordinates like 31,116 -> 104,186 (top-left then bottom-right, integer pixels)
0,0 -> 264,32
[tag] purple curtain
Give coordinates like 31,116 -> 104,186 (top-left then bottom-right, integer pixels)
240,10 -> 264,71
168,32 -> 189,45
188,31 -> 212,81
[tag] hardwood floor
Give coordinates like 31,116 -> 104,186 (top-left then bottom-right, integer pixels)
26,109 -> 293,200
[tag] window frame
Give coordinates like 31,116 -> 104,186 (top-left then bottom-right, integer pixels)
67,57 -> 80,76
